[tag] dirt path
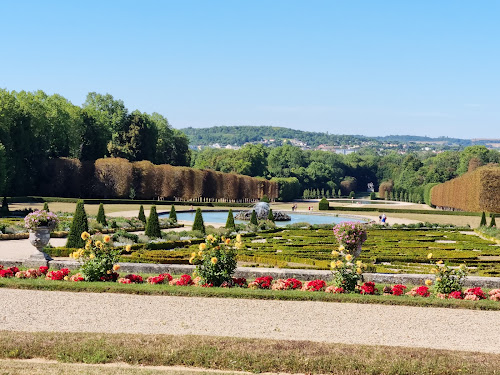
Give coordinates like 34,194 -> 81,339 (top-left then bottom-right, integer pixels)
1,289 -> 499,354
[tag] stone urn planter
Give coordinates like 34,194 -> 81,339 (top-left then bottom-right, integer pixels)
28,226 -> 52,262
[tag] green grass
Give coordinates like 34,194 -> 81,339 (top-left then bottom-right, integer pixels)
1,277 -> 499,311
1,331 -> 499,375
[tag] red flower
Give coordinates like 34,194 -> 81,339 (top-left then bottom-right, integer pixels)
391,284 -> 407,296
304,279 -> 326,292
232,277 -> 247,287
0,269 -> 13,278
252,276 -> 274,289
284,278 -> 302,290
465,287 -> 486,300
8,266 -> 19,274
176,274 -> 193,286
122,274 -> 143,283
39,266 -> 49,275
448,291 -> 463,300
159,273 -> 173,282
360,282 -> 378,295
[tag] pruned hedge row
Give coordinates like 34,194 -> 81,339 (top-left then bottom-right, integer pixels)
431,165 -> 500,213
38,158 -> 278,201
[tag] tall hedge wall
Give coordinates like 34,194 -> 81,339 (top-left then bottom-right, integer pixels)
39,158 -> 278,201
431,165 -> 500,213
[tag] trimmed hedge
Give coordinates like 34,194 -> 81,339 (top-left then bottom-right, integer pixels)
318,198 -> 329,210
431,165 -> 500,213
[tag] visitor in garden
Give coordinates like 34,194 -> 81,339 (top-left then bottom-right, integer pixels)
381,214 -> 387,224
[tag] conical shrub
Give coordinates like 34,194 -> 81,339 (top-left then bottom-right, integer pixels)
138,205 -> 146,223
1,197 -> 9,215
250,210 -> 258,225
267,208 -> 275,222
66,200 -> 89,248
145,205 -> 161,238
169,205 -> 177,223
96,203 -> 107,226
225,209 -> 235,229
480,212 -> 487,227
490,214 -> 497,228
192,208 -> 205,234
43,202 -> 50,211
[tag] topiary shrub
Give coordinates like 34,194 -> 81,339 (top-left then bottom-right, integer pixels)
480,212 -> 487,227
491,214 -> 497,228
267,208 -> 275,222
225,209 -> 235,229
145,205 -> 161,238
250,210 -> 258,225
66,200 -> 89,248
1,197 -> 9,216
192,208 -> 206,234
96,203 -> 107,226
349,191 -> 356,199
169,205 -> 177,223
43,202 -> 50,211
260,195 -> 270,203
138,205 -> 146,223
370,192 -> 376,200
318,198 -> 329,210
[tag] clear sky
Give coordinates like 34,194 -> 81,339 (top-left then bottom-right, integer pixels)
1,1 -> 499,139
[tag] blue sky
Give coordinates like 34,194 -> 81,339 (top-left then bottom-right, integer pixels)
1,1 -> 499,139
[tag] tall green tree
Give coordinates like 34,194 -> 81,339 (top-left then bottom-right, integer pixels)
250,210 -> 258,225
66,200 -> 89,248
169,205 -> 177,223
192,208 -> 205,234
138,205 -> 146,223
225,209 -> 235,229
145,205 -> 161,238
96,203 -> 107,226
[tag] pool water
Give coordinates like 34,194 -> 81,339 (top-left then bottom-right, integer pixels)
161,211 -> 366,227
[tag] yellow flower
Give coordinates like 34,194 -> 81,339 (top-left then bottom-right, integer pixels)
345,254 -> 353,261
436,260 -> 443,265
89,253 -> 95,259
199,243 -> 206,251
95,240 -> 102,247
125,244 -> 132,252
236,234 -> 242,242
191,252 -> 196,258
436,277 -> 442,282
459,264 -> 467,270
331,250 -> 339,257
107,270 -> 111,274
431,268 -> 438,274
81,231 -> 90,240
336,260 -> 343,267
189,256 -> 195,264
211,257 -> 218,264
207,234 -> 215,242
225,238 -> 231,245
64,276 -> 69,281
427,253 -> 433,259
85,242 -> 91,250
425,279 -> 432,286
113,264 -> 120,271
198,251 -> 203,257
330,261 -> 337,269
356,260 -> 362,267
356,267 -> 363,275
338,244 -> 345,251
103,235 -> 111,243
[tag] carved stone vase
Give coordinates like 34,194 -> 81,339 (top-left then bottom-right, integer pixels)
28,226 -> 52,262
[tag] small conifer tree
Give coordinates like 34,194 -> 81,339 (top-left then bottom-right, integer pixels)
43,202 -> 50,211
145,205 -> 161,238
169,205 -> 177,223
490,214 -> 497,228
225,209 -> 235,229
138,205 -> 146,223
192,208 -> 206,234
267,208 -> 275,222
66,200 -> 89,248
96,203 -> 107,226
1,197 -> 9,215
250,210 -> 258,225
480,212 -> 487,227
337,189 -> 342,198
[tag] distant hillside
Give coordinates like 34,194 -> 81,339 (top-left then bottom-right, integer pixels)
180,126 -> 373,147
373,135 -> 471,145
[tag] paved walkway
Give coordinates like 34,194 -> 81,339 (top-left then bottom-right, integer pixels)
1,289 -> 499,354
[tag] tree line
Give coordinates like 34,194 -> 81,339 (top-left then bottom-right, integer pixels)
0,89 -> 190,195
191,144 -> 500,203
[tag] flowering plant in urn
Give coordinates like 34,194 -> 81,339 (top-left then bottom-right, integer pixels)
24,210 -> 59,231
332,221 -> 367,258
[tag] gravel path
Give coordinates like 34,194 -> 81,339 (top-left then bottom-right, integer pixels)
1,289 -> 499,354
